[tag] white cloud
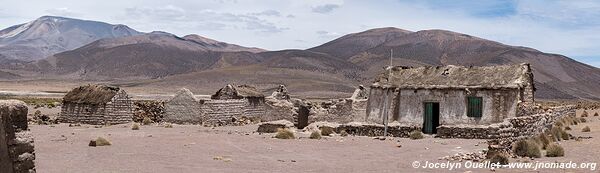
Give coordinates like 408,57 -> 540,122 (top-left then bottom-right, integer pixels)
45,7 -> 81,17
311,4 -> 340,14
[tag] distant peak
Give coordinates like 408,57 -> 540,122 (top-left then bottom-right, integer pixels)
183,34 -> 221,44
149,31 -> 176,36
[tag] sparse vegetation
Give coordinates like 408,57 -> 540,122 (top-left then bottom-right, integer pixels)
274,128 -> 295,139
142,117 -> 153,125
545,144 -> 564,157
582,126 -> 591,132
550,126 -> 563,141
581,110 -> 589,117
132,123 -> 140,130
489,153 -> 509,165
310,131 -> 322,139
512,139 -> 541,158
164,123 -> 173,128
409,130 -> 424,140
340,130 -> 349,137
554,121 -> 563,127
594,112 -> 599,117
579,117 -> 587,123
534,133 -> 550,149
320,127 -> 334,136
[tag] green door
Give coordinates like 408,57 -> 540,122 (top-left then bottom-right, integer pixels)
423,102 -> 439,134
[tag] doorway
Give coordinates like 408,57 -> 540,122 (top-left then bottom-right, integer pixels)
297,105 -> 309,129
423,102 -> 440,134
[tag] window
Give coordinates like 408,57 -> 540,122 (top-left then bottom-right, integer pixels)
467,97 -> 483,117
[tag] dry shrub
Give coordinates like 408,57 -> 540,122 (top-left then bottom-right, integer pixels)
310,131 -> 322,139
550,127 -> 563,141
274,128 -> 295,139
561,130 -> 570,140
535,134 -> 550,149
320,127 -> 335,136
489,153 -> 509,165
164,123 -> 173,128
142,117 -> 153,125
594,112 -> 599,117
554,121 -> 564,127
409,130 -> 424,140
582,126 -> 591,132
579,117 -> 587,123
132,123 -> 140,130
340,130 -> 349,137
512,139 -> 541,158
546,144 -> 564,157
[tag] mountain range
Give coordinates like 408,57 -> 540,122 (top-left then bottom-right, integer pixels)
1,16 -> 599,100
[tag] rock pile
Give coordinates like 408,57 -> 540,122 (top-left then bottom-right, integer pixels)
257,120 -> 294,133
133,100 -> 165,123
438,151 -> 487,162
1,100 -> 36,173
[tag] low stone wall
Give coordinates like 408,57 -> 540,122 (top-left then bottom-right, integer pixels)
436,106 -> 574,140
309,99 -> 368,124
1,100 -> 36,173
336,123 -> 420,137
487,106 -> 575,154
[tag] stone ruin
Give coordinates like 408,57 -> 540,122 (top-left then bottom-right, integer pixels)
1,100 -> 36,173
350,85 -> 368,100
58,84 -> 134,125
270,84 -> 290,100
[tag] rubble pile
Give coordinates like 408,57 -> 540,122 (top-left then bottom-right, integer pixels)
257,120 -> 295,133
438,151 -> 487,162
133,100 -> 165,123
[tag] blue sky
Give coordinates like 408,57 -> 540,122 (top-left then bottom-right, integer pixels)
0,0 -> 599,67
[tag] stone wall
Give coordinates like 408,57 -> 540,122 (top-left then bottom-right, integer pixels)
58,90 -> 133,125
309,99 -> 368,124
436,106 -> 574,140
163,89 -> 203,124
1,100 -> 36,173
336,122 -> 421,138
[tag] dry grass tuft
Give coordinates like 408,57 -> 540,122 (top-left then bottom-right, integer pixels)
340,130 -> 349,137
512,139 -> 541,158
142,117 -> 153,125
489,153 -> 509,165
164,123 -> 173,128
409,130 -> 424,140
132,123 -> 140,130
310,131 -> 322,139
274,128 -> 295,139
546,144 -> 564,157
320,127 -> 335,136
582,126 -> 591,132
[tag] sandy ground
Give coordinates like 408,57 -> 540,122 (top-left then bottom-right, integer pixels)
30,110 -> 600,173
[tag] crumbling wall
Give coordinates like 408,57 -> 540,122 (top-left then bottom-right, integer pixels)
105,90 -> 134,125
163,89 -> 203,124
310,99 -> 367,123
0,100 -> 36,173
365,88 -> 396,124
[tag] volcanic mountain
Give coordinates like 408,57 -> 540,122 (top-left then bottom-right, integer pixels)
0,16 -> 598,99
0,16 -> 142,61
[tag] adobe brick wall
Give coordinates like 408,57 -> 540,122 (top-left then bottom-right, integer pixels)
1,100 -> 36,173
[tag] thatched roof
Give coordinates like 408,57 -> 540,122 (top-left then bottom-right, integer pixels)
372,63 -> 532,89
212,84 -> 264,99
63,84 -> 121,104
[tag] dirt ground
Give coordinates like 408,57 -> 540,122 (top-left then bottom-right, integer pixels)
30,110 -> 600,173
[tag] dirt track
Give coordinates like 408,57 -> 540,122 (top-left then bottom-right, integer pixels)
30,109 -> 600,173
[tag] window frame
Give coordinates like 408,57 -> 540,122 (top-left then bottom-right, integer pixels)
467,96 -> 483,118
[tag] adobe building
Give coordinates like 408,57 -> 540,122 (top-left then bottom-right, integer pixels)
58,84 -> 133,125
366,63 -> 534,134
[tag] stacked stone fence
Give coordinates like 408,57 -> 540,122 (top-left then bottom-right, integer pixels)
1,100 -> 36,173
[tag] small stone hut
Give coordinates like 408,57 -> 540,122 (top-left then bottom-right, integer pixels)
58,84 -> 133,125
163,88 -> 203,124
366,63 -> 534,134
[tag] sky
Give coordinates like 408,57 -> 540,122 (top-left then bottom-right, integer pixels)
0,0 -> 599,67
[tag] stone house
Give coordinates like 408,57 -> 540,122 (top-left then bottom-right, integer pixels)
366,63 -> 534,134
58,84 -> 133,125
